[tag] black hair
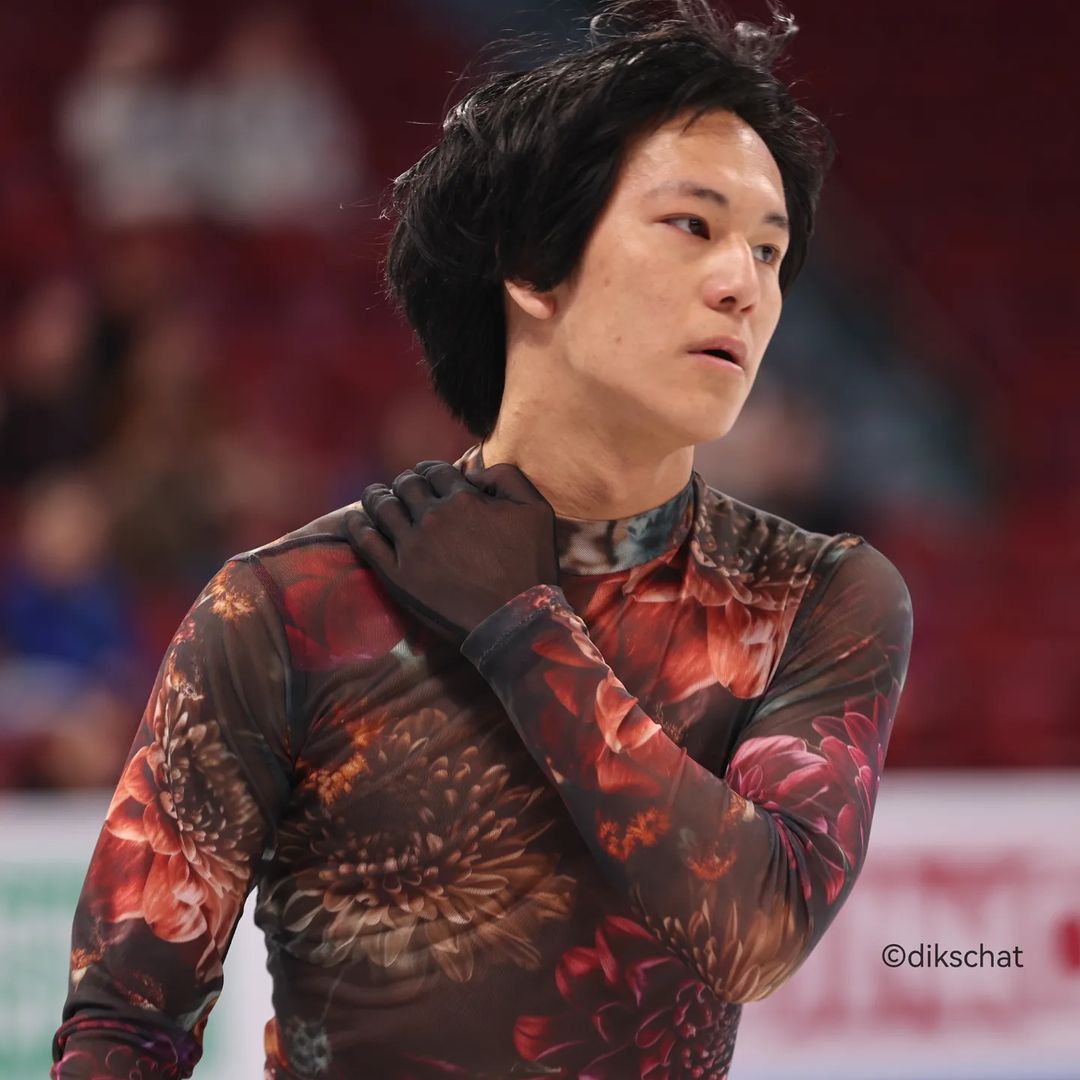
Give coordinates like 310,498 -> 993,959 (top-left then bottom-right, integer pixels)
383,0 -> 836,440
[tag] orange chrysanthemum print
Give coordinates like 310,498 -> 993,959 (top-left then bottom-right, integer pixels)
258,708 -> 577,983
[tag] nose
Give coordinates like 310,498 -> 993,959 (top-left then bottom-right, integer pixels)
700,235 -> 761,312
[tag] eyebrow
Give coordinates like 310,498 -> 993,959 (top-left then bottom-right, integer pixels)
644,180 -> 790,233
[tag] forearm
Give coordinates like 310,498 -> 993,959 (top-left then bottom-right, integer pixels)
460,585 -> 816,999
52,1015 -> 200,1079
460,561 -> 910,1003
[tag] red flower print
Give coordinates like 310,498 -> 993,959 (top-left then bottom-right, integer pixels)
812,687 -> 896,875
514,915 -> 738,1079
684,488 -> 842,699
86,655 -> 262,977
278,546 -> 413,670
726,687 -> 896,905
528,603 -> 666,799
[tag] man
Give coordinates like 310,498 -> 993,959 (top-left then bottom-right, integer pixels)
53,1 -> 913,1076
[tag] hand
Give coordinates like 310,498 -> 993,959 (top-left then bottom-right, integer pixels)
344,460 -> 561,644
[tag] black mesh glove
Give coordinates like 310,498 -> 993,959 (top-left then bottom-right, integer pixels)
344,460 -> 561,645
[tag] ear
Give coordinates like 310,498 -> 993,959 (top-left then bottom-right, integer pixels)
504,278 -> 557,321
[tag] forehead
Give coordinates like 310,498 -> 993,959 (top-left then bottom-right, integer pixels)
616,109 -> 785,206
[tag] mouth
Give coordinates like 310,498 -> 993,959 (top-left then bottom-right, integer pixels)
690,348 -> 742,373
687,337 -> 747,369
698,348 -> 738,364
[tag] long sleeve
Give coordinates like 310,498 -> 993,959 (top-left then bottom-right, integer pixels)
459,537 -> 913,1004
52,555 -> 296,1078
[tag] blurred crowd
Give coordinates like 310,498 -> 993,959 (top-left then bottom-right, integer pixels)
58,3 -> 365,230
0,0 -> 1017,789
0,1 -> 474,787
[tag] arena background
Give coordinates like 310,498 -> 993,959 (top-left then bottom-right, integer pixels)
0,1 -> 1077,1076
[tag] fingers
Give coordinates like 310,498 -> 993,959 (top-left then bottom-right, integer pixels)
359,461 -> 484,546
408,458 -> 548,510
413,460 -> 479,499
343,509 -> 397,573
361,482 -> 413,536
389,469 -> 439,521
472,462 -> 550,506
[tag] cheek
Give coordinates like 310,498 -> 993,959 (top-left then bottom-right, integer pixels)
566,270 -> 635,358
560,229 -> 679,373
755,296 -> 783,353
586,263 -> 673,347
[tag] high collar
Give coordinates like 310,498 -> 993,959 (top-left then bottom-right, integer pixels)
452,443 -> 697,576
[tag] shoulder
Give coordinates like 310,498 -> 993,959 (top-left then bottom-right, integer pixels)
692,476 -> 857,588
219,501 -> 408,671
228,500 -> 366,580
693,476 -> 912,641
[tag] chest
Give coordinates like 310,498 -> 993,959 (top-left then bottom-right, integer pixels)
292,580 -> 747,842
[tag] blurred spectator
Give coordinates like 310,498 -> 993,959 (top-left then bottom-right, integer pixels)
57,2 -> 194,227
202,422 -> 336,553
0,276 -> 127,486
187,3 -> 367,229
0,467 -> 134,675
372,383 -> 472,480
0,468 -> 138,788
411,0 -> 595,52
97,300 -> 333,598
97,303 -> 229,592
693,367 -> 842,536
0,659 -> 133,789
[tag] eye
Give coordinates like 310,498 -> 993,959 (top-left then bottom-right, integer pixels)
665,215 -> 710,239
755,244 -> 784,266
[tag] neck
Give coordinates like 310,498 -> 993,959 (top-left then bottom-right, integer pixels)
480,414 -> 694,522
454,437 -> 698,575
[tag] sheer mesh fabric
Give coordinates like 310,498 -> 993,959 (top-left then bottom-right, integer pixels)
53,446 -> 912,1079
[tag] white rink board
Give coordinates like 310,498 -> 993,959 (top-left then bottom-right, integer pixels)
732,772 -> 1080,1079
0,791 -> 269,1080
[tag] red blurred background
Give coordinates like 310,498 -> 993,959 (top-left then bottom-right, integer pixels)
1,0 -> 1077,790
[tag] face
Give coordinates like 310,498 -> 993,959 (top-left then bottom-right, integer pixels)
510,108 -> 789,452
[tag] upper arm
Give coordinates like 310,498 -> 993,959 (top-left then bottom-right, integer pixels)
745,538 -> 913,738
53,556 -> 295,1075
725,538 -> 914,915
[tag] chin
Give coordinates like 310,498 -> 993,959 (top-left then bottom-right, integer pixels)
653,418 -> 735,455
639,396 -> 743,451
683,407 -> 741,446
